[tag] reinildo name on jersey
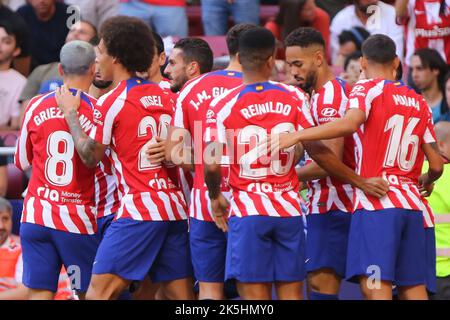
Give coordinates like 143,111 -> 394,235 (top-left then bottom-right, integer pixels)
175,303 -> 274,318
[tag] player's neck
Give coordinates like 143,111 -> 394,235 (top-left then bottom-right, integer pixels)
150,72 -> 163,84
64,78 -> 91,94
112,67 -> 133,88
242,71 -> 270,85
314,66 -> 335,91
365,66 -> 396,81
225,58 -> 242,73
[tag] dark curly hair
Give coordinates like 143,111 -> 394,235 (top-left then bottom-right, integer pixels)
100,16 -> 154,74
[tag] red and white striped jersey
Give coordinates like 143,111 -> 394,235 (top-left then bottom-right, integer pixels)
348,78 -> 437,227
206,81 -> 314,218
94,149 -> 120,219
405,0 -> 450,65
89,78 -> 188,221
306,78 -> 355,214
15,90 -> 97,234
173,70 -> 243,221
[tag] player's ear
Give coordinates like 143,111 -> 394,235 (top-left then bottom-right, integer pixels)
159,52 -> 166,67
12,46 -> 21,59
315,50 -> 324,67
392,56 -> 400,72
267,54 -> 276,71
57,63 -> 64,77
360,56 -> 367,72
236,52 -> 241,66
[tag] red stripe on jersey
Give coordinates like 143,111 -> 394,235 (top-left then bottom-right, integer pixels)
149,192 -> 170,221
34,199 -> 44,226
69,206 -> 88,234
51,205 -> 67,232
133,194 -> 151,220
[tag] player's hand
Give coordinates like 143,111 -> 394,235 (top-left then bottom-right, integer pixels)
210,193 -> 229,232
359,177 -> 390,198
418,173 -> 435,197
146,136 -> 166,165
55,85 -> 81,116
264,132 -> 299,155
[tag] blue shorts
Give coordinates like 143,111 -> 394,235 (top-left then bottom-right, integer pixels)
226,216 -> 306,283
20,223 -> 99,293
425,227 -> 437,293
190,218 -> 227,282
96,214 -> 115,242
93,218 -> 193,283
346,208 -> 426,287
305,210 -> 351,277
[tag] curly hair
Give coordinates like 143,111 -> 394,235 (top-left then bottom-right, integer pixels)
100,16 -> 154,74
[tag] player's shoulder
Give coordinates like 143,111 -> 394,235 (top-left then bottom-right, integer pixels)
349,78 -> 386,96
271,81 -> 309,103
210,83 -> 244,110
97,80 -> 127,107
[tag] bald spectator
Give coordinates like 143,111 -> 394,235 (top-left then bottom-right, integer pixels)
18,20 -> 97,123
17,0 -> 71,69
330,0 -> 404,65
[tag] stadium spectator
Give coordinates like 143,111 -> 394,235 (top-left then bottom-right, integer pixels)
0,198 -> 74,300
119,0 -> 188,37
18,20 -> 97,123
201,0 -> 259,36
0,138 -> 6,197
265,0 -> 330,59
16,0 -> 71,69
440,72 -> 450,122
316,0 -> 351,18
395,0 -> 450,67
330,0 -> 404,65
340,51 -> 362,87
0,21 -> 26,130
424,121 -> 450,300
0,1 -> 29,76
64,0 -> 119,30
411,48 -> 448,123
335,26 -> 369,67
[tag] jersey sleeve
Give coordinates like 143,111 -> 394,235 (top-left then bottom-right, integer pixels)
89,96 -> 121,146
347,80 -> 383,119
14,96 -> 40,171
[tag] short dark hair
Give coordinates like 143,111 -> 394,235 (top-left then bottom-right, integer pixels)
284,27 -> 325,49
174,38 -> 213,74
0,20 -> 25,52
414,48 -> 448,89
100,16 -> 154,73
226,23 -> 258,57
152,31 -> 164,55
338,26 -> 370,51
361,34 -> 397,64
344,50 -> 362,71
239,27 -> 275,71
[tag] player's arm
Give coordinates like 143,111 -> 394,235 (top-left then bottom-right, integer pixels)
304,140 -> 389,198
274,108 -> 366,151
297,137 -> 344,181
204,140 -> 229,232
165,126 -> 194,172
395,0 -> 409,20
419,142 -> 444,196
56,86 -> 105,168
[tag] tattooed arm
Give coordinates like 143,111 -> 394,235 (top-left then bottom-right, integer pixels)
56,86 -> 106,168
